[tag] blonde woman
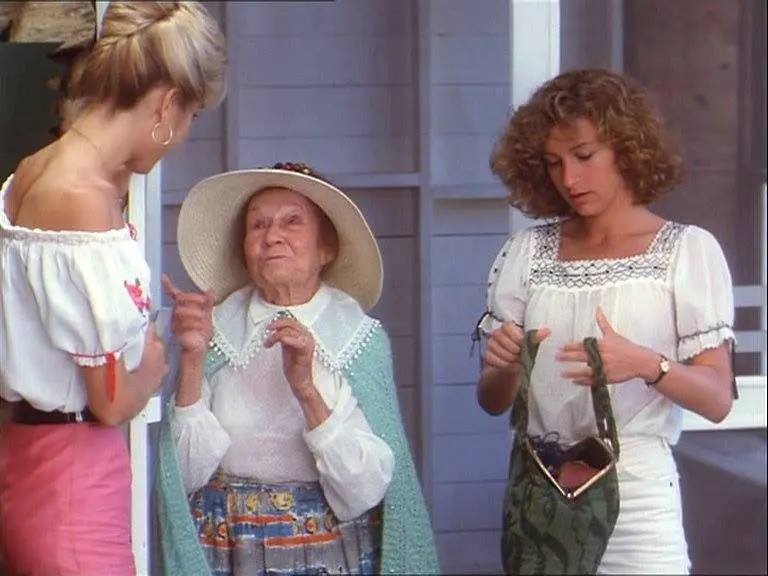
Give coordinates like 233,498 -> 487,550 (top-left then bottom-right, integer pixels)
0,3 -> 226,575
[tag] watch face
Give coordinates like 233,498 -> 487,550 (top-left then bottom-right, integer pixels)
660,358 -> 671,373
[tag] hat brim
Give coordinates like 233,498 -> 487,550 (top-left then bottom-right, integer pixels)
177,169 -> 383,311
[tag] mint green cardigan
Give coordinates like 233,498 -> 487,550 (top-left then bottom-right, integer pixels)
154,325 -> 440,575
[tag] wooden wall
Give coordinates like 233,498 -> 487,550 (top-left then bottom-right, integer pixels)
624,0 -> 742,272
624,0 -> 766,375
427,1 -> 511,572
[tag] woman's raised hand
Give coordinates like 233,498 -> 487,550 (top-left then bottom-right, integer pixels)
557,308 -> 652,386
264,317 -> 316,397
484,323 -> 551,372
162,274 -> 215,356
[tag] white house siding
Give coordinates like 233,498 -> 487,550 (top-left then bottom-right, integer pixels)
347,186 -> 421,458
160,1 -> 226,296
427,1 -> 512,573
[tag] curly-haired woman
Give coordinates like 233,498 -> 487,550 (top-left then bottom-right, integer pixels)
477,68 -> 736,574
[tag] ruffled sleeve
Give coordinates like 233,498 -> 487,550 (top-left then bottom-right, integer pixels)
25,236 -> 151,369
478,229 -> 533,335
673,226 -> 735,362
170,376 -> 232,494
304,370 -> 394,521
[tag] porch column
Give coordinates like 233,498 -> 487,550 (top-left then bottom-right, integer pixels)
508,0 -> 560,233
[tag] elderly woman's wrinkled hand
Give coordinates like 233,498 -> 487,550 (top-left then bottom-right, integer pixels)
264,318 -> 316,395
163,274 -> 215,357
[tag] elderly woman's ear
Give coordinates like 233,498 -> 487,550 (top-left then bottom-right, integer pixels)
316,207 -> 340,266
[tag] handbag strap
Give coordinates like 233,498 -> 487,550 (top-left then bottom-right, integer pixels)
512,331 -> 621,457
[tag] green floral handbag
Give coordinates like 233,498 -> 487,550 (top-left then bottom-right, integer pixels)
502,332 -> 621,575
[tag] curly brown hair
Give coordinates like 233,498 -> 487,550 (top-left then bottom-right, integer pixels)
490,68 -> 684,219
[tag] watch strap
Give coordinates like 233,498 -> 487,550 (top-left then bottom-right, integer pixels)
646,354 -> 669,387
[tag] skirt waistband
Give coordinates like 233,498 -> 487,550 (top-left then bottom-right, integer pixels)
10,400 -> 97,425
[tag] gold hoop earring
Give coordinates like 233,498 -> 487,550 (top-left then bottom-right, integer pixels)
151,122 -> 174,147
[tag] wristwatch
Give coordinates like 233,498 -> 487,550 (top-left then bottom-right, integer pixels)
646,354 -> 671,387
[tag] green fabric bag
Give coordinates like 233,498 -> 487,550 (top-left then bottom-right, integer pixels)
502,332 -> 621,575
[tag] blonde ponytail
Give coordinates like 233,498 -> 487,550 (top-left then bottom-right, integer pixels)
67,1 -> 226,111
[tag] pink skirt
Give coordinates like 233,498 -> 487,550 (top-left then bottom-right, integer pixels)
0,421 -> 136,576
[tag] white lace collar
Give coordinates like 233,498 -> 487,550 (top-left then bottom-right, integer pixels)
210,283 -> 380,374
246,283 -> 333,327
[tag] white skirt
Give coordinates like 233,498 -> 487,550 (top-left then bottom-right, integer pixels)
598,435 -> 690,575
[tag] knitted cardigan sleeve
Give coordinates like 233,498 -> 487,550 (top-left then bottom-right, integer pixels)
344,325 -> 441,575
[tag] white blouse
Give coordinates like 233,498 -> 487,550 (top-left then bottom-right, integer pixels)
0,175 -> 152,412
481,221 -> 735,446
171,284 -> 395,522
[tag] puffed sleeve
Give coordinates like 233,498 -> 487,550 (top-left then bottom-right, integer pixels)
478,229 -> 533,336
171,375 -> 232,494
25,236 -> 151,370
673,226 -> 736,362
304,369 -> 394,521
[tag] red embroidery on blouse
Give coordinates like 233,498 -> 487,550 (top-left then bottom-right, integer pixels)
125,278 -> 152,313
107,352 -> 117,403
127,223 -> 138,241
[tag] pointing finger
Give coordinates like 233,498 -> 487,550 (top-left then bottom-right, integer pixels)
162,274 -> 181,299
532,327 -> 552,344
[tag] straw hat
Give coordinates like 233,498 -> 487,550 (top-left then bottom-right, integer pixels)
177,162 -> 383,311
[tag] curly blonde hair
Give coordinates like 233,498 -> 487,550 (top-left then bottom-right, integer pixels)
490,68 -> 684,219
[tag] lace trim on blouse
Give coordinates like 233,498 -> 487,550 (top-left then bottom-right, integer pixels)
209,316 -> 381,375
678,322 -> 735,362
526,220 -> 688,289
208,286 -> 382,376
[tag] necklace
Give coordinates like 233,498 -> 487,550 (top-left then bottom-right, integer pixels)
68,125 -> 106,165
68,125 -> 128,210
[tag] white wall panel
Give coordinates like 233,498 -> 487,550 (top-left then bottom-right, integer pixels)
433,385 -> 511,435
238,136 -> 415,175
239,87 -> 415,139
237,37 -> 413,88
432,433 -> 511,483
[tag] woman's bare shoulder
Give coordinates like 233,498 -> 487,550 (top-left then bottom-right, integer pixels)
12,151 -> 121,233
50,185 -> 119,233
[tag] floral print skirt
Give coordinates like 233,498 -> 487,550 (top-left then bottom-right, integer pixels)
189,472 -> 381,576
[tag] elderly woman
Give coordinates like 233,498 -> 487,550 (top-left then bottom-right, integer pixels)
478,69 -> 736,574
155,162 -> 439,576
